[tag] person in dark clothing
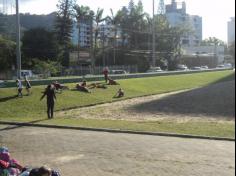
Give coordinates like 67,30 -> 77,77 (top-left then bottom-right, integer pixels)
29,166 -> 60,176
103,67 -> 109,83
108,78 -> 119,85
40,84 -> 56,119
24,76 -> 31,96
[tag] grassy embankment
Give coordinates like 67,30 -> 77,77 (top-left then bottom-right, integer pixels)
0,70 -> 234,138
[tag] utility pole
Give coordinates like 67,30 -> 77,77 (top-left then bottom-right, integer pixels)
16,0 -> 21,78
152,0 -> 156,67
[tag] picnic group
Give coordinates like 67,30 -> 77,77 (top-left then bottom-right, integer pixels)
15,68 -> 124,119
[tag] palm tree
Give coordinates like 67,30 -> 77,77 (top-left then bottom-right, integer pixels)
106,9 -> 123,65
94,8 -> 105,50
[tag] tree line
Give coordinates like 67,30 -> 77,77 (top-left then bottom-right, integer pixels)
0,0 -> 235,74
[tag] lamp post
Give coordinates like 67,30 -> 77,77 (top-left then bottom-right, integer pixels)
16,0 -> 21,78
152,0 -> 156,67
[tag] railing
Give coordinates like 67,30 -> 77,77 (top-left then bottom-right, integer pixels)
1,68 -> 233,88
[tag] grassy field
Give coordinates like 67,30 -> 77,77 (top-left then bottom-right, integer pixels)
0,70 -> 235,138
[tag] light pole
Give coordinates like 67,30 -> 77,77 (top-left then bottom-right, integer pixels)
16,0 -> 21,78
152,0 -> 156,67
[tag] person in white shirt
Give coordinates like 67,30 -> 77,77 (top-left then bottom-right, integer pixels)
16,79 -> 23,97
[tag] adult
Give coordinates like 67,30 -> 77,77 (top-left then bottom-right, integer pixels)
87,83 -> 107,89
103,67 -> 109,83
52,81 -> 69,92
76,81 -> 91,93
40,84 -> 56,119
108,78 -> 119,85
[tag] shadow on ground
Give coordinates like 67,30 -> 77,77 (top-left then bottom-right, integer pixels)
128,78 -> 235,119
0,95 -> 18,102
0,119 -> 49,131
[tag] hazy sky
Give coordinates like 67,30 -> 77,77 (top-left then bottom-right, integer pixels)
2,0 -> 235,42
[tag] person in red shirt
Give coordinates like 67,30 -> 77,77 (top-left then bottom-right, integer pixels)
103,67 -> 109,83
76,81 -> 91,93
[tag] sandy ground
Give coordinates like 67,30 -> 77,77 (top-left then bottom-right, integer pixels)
56,81 -> 235,122
0,125 -> 235,176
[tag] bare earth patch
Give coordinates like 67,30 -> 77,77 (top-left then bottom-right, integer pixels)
56,81 -> 235,122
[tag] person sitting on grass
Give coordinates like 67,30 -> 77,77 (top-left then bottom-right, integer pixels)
87,82 -> 107,89
108,78 -> 119,85
76,81 -> 91,93
52,81 -> 69,92
114,88 -> 125,98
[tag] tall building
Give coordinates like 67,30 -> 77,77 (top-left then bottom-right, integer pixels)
72,18 -> 92,48
165,0 -> 202,47
227,17 -> 235,45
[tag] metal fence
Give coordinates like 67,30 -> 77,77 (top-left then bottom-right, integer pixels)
62,65 -> 138,76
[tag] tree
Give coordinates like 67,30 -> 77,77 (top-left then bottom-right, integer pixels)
106,9 -> 124,64
0,36 -> 16,71
55,0 -> 75,67
201,37 -> 225,46
32,59 -> 62,78
21,28 -> 59,67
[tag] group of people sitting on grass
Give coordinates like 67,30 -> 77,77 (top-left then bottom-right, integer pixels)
16,77 -> 124,98
75,77 -> 121,94
0,147 -> 60,176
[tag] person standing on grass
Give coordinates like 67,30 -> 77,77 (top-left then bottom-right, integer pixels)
103,67 -> 109,83
40,84 -> 56,119
16,79 -> 23,97
24,75 -> 31,96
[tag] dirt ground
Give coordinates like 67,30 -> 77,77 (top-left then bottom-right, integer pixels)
56,81 -> 235,122
0,125 -> 235,176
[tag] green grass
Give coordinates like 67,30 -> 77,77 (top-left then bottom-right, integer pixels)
42,118 -> 235,138
0,70 -> 235,138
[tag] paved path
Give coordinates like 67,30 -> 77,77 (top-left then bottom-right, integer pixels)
0,125 -> 235,176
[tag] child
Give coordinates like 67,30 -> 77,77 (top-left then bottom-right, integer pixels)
29,166 -> 60,176
114,88 -> 124,98
24,76 -> 31,96
16,79 -> 23,97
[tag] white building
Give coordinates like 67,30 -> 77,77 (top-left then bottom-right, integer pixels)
72,20 -> 92,48
165,0 -> 202,47
227,17 -> 235,45
98,24 -> 126,47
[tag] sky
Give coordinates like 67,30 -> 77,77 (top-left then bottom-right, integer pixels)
1,0 -> 235,42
